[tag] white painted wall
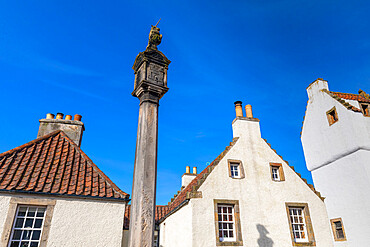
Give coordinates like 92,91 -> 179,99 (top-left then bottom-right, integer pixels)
160,116 -> 333,247
301,79 -> 370,247
0,194 -> 126,247
0,196 -> 11,241
302,79 -> 370,171
159,202 -> 192,247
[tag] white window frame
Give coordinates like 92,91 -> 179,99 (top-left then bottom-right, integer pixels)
230,163 -> 240,178
8,206 -> 47,247
271,166 -> 280,181
289,207 -> 308,243
217,204 -> 236,242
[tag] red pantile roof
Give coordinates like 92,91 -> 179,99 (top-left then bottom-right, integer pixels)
322,90 -> 363,112
0,130 -> 129,201
330,91 -> 370,103
164,137 -> 239,216
124,205 -> 170,229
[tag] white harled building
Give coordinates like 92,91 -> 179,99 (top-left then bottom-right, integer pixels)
301,78 -> 370,247
157,102 -> 334,247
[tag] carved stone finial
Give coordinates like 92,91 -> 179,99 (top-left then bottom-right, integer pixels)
146,25 -> 162,50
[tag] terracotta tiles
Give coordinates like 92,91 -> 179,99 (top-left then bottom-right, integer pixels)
163,137 -> 239,218
124,205 -> 170,229
0,130 -> 129,200
331,91 -> 370,103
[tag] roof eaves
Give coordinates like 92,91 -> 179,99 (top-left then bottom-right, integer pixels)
0,189 -> 130,202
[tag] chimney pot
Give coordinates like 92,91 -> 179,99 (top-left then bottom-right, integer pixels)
185,166 -> 190,174
245,105 -> 253,118
65,115 -> 72,120
46,113 -> 55,119
234,101 -> 244,117
74,114 -> 82,121
193,167 -> 197,174
56,113 -> 64,119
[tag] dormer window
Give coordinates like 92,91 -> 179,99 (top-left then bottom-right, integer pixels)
360,103 -> 370,117
326,107 -> 338,126
228,160 -> 245,179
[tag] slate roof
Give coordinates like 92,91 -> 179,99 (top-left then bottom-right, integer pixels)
123,205 -> 170,229
0,130 -> 129,201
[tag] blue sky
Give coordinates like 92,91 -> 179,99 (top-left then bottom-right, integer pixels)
0,1 -> 369,205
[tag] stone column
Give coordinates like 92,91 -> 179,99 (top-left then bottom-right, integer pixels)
129,92 -> 159,247
128,25 -> 171,247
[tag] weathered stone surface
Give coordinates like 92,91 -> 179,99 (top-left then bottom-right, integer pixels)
37,119 -> 84,146
128,25 -> 170,247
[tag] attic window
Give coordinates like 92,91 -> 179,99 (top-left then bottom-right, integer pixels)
270,163 -> 285,182
360,103 -> 370,117
326,107 -> 338,126
330,218 -> 347,241
228,160 -> 245,179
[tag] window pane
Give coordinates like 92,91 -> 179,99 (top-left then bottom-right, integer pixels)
229,231 -> 233,237
10,241 -> 20,247
15,218 -> 24,228
228,207 -> 232,213
22,230 -> 31,240
30,243 -> 38,247
27,208 -> 36,217
20,242 -> 29,247
337,229 -> 344,239
36,208 -> 45,218
31,230 -> 41,240
334,221 -> 342,228
223,207 -> 227,213
34,219 -> 42,229
223,215 -> 227,221
18,208 -> 27,217
13,230 -> 22,240
24,219 -> 34,228
228,215 -> 233,221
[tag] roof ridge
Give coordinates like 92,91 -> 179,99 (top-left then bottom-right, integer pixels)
0,130 -> 62,159
58,131 -> 129,199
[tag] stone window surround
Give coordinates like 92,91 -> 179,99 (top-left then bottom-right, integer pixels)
269,163 -> 285,182
330,218 -> 347,241
227,160 -> 245,179
213,199 -> 243,246
1,197 -> 56,247
285,202 -> 316,247
326,107 -> 339,126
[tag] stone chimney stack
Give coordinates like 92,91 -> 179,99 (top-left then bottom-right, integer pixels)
232,101 -> 261,140
181,166 -> 197,189
37,113 -> 85,146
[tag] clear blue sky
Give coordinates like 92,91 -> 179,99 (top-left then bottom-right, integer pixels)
0,1 -> 369,205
